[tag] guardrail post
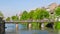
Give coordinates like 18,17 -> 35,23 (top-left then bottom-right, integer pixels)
0,17 -> 5,34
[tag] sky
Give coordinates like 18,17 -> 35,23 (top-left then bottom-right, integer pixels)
0,0 -> 60,18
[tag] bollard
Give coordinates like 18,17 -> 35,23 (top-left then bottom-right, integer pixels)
0,17 -> 5,34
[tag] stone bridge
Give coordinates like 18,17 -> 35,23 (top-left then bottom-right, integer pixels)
0,17 -> 56,34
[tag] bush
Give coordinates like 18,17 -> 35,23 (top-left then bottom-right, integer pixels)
55,21 -> 60,29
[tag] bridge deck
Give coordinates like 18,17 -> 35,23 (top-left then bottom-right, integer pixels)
4,20 -> 55,24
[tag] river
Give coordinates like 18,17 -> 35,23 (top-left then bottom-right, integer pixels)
5,24 -> 59,34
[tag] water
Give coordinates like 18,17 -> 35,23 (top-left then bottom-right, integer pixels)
5,24 -> 58,34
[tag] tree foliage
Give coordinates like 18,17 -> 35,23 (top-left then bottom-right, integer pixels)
33,8 -> 49,20
33,8 -> 41,20
11,15 -> 19,21
6,17 -> 10,21
55,6 -> 60,16
0,11 -> 4,17
20,11 -> 28,20
28,10 -> 34,20
20,8 -> 49,20
40,9 -> 49,19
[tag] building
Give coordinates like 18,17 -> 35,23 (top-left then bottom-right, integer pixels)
18,12 -> 23,20
46,3 -> 60,21
47,3 -> 58,14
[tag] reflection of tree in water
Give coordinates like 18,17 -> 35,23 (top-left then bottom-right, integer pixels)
33,32 -> 37,34
6,29 -> 17,34
57,30 -> 60,34
45,28 -> 58,34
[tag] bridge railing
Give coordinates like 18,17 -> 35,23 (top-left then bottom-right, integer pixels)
4,17 -> 57,23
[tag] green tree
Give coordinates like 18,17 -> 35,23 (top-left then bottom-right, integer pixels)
11,15 -> 19,21
33,8 -> 41,20
40,9 -> 49,19
33,8 -> 49,20
55,7 -> 60,16
0,11 -> 4,17
28,10 -> 34,20
55,6 -> 60,21
54,6 -> 60,29
6,17 -> 10,21
20,11 -> 28,20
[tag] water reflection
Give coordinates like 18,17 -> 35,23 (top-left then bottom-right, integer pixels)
58,30 -> 60,34
5,24 -> 58,34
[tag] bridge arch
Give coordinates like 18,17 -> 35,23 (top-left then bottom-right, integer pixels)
45,22 -> 54,28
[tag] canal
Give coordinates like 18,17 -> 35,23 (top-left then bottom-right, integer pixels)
5,23 -> 59,34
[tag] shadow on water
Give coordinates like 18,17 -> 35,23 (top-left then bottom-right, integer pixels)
46,22 -> 54,29
5,24 -> 59,34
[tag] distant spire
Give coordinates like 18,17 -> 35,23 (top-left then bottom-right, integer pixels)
19,12 -> 23,16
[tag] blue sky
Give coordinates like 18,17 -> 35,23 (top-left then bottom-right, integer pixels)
0,0 -> 60,17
